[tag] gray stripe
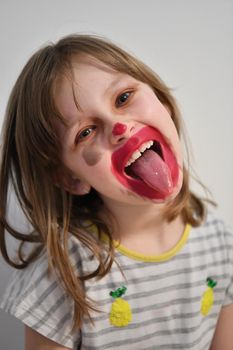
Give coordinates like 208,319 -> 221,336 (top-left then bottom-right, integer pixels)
2,245 -> 78,312
204,218 -> 224,227
86,220 -> 230,268
8,242 -> 78,309
3,272 -> 22,310
47,310 -> 75,339
69,243 -> 82,264
1,216 -> 230,350
189,232 -> 232,245
83,307 -> 216,338
111,244 -> 228,272
130,296 -> 223,315
143,322 -> 216,350
90,239 -> 231,272
3,272 -> 25,311
5,237 -> 228,310
90,294 -> 223,323
87,259 -> 228,293
188,233 -> 224,243
172,245 -> 228,260
3,254 -> 47,311
227,290 -> 233,302
31,293 -> 68,329
84,314 -> 216,349
225,230 -> 233,238
14,266 -> 49,303
112,242 -> 226,272
20,280 -> 59,321
97,280 -> 226,307
201,336 -> 215,350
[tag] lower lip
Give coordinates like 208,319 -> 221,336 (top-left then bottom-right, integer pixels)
111,126 -> 179,199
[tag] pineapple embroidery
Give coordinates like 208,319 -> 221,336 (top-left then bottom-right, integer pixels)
109,286 -> 132,327
201,277 -> 217,316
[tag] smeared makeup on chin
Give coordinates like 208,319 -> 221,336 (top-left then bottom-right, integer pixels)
119,188 -> 151,202
82,148 -> 103,166
120,188 -> 138,198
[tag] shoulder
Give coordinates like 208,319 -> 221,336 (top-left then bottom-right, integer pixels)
188,210 -> 233,286
198,209 -> 233,305
204,210 -> 233,248
0,249 -> 52,313
191,209 -> 233,246
0,241 -> 82,348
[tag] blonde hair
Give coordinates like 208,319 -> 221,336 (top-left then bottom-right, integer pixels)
0,34 -> 208,329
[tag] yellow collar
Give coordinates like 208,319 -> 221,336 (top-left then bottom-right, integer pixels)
101,224 -> 191,263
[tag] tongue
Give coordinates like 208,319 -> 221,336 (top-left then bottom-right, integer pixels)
130,149 -> 173,195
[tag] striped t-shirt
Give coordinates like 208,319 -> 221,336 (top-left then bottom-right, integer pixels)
1,212 -> 233,349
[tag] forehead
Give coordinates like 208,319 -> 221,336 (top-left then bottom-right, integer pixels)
53,57 -> 137,121
55,54 -> 138,92
72,55 -> 118,78
71,60 -> 123,96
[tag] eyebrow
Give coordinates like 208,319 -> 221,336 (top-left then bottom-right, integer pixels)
105,75 -> 133,95
106,76 -> 123,93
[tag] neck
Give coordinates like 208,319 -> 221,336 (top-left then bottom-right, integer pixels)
99,197 -> 185,256
100,197 -> 176,239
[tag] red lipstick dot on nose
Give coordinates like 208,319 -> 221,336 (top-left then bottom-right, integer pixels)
112,123 -> 127,136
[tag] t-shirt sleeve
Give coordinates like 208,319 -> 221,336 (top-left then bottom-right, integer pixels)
223,223 -> 233,306
0,251 -> 81,349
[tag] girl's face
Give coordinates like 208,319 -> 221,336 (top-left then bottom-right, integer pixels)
54,57 -> 183,206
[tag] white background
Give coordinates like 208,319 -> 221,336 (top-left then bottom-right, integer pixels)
0,0 -> 232,349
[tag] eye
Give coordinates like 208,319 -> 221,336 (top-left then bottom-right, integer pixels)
75,126 -> 97,143
116,91 -> 131,107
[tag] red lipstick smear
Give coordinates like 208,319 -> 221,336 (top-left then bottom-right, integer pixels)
112,122 -> 127,136
111,126 -> 179,200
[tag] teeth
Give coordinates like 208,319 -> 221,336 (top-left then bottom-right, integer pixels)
139,140 -> 153,153
125,140 -> 154,167
131,150 -> 141,161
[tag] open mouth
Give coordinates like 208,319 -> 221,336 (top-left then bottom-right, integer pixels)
124,140 -> 163,179
111,126 -> 179,200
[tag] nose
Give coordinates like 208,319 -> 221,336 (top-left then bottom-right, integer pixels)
110,121 -> 134,145
112,122 -> 127,136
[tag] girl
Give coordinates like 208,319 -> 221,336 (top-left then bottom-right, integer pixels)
0,34 -> 232,350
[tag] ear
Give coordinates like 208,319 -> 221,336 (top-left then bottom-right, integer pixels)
53,169 -> 91,195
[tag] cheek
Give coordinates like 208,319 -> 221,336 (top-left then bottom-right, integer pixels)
133,92 -> 174,133
142,106 -> 180,146
82,148 -> 103,166
142,99 -> 173,130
